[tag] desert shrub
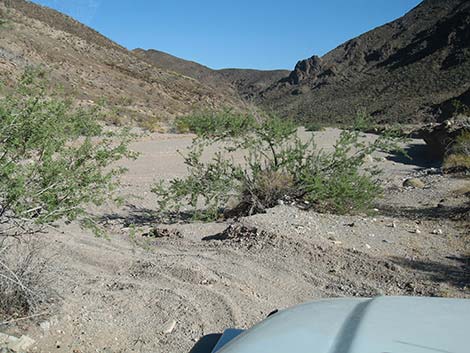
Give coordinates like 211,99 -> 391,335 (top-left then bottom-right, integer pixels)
139,115 -> 164,133
303,121 -> 325,132
0,69 -> 135,320
117,96 -> 133,106
451,100 -> 470,117
0,68 -> 136,236
0,7 -> 9,29
153,111 -> 402,220
443,130 -> 470,170
250,170 -> 295,208
0,240 -> 50,322
173,109 -> 256,136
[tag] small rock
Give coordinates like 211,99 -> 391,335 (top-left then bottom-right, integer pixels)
162,319 -> 177,334
363,154 -> 374,163
40,320 -> 51,332
365,244 -> 372,249
403,178 -> 425,189
332,240 -> 343,245
432,229 -> 443,235
415,228 -> 422,234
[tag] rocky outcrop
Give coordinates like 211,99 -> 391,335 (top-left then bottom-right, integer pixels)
287,55 -> 323,84
418,115 -> 470,158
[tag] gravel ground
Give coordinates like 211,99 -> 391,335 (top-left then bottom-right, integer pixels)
2,129 -> 469,353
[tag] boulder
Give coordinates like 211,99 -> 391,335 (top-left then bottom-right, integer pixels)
403,178 -> 425,188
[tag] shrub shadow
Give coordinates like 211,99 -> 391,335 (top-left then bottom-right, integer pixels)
378,203 -> 470,221
99,204 -> 195,227
202,233 -> 228,241
391,255 -> 470,289
386,143 -> 441,168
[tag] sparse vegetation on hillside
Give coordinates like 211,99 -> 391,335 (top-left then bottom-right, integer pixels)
153,111 -> 403,220
451,100 -> 470,117
0,70 -> 135,320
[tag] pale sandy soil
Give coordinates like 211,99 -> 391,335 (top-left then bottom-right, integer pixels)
2,129 -> 469,353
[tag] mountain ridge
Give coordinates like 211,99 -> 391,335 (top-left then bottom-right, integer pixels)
2,0 -> 469,126
259,0 -> 470,124
0,0 -> 246,126
133,48 -> 290,101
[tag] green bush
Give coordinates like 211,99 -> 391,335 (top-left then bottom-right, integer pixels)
0,68 -> 136,236
303,121 -> 325,132
153,111 -> 402,220
173,109 -> 256,136
0,69 -> 137,322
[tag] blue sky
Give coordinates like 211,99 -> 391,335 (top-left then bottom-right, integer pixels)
32,0 -> 422,70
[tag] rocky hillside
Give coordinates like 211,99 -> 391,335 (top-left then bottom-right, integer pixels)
217,68 -> 290,100
259,0 -> 470,125
2,0 -> 468,128
134,48 -> 289,101
0,0 -> 245,126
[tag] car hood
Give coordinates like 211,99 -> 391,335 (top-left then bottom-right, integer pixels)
216,296 -> 470,353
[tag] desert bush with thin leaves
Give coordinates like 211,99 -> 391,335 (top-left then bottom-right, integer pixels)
0,68 -> 136,237
153,111 -> 403,220
0,68 -> 135,321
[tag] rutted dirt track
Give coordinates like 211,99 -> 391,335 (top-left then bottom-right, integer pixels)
6,129 -> 470,353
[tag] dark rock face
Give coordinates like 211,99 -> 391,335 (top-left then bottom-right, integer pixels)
287,56 -> 323,84
430,88 -> 470,122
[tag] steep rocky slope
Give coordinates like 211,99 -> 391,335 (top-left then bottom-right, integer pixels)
134,48 -> 289,101
0,0 -> 245,125
260,0 -> 470,125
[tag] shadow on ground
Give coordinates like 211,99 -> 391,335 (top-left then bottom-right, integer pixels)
99,204 -> 195,227
391,255 -> 470,289
189,334 -> 222,353
387,143 -> 440,168
378,203 -> 470,222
